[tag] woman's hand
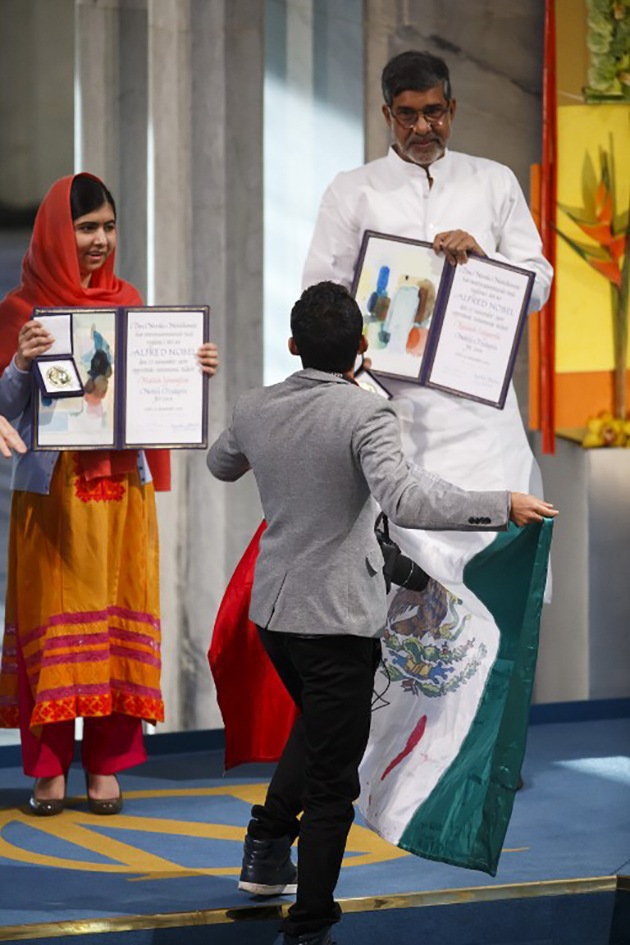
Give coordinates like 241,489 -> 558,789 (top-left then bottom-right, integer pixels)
510,493 -> 558,527
0,417 -> 26,458
15,321 -> 54,371
197,342 -> 219,377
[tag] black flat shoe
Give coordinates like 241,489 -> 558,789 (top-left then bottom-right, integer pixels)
29,775 -> 66,817
85,773 -> 123,815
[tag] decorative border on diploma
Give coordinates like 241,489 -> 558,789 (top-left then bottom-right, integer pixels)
351,231 -> 535,409
120,306 -> 209,449
419,254 -> 534,409
32,305 -> 210,450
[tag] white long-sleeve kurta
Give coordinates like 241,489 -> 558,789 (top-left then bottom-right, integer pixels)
302,146 -> 553,577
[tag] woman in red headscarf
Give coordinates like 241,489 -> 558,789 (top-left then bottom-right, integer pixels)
0,173 -> 218,816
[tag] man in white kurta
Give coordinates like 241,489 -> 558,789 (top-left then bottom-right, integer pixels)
303,50 -> 553,581
300,54 -> 554,856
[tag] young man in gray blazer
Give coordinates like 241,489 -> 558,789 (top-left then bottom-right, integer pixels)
207,281 -> 556,945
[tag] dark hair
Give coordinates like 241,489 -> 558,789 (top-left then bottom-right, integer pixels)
381,51 -> 452,106
70,174 -> 116,221
290,281 -> 363,373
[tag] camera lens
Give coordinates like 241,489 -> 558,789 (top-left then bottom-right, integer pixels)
391,554 -> 429,592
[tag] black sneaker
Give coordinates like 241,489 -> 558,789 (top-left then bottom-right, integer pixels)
238,834 -> 297,896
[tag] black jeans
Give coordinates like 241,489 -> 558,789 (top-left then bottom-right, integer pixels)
249,627 -> 381,938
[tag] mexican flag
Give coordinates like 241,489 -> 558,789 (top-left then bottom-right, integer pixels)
359,516 -> 553,875
209,517 -> 553,877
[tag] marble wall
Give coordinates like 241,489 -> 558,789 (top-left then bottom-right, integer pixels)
0,0 -> 74,212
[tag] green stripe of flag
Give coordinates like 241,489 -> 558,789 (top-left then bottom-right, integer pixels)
398,518 -> 554,875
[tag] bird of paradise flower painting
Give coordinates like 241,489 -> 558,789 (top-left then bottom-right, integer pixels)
556,141 -> 630,445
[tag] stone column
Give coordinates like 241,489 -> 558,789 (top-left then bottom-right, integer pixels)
363,0 -> 397,164
118,1 -> 150,296
75,0 -> 148,296
0,0 -> 74,211
75,0 -> 122,193
185,0 -> 265,730
146,0 -> 264,732
75,0 -> 265,731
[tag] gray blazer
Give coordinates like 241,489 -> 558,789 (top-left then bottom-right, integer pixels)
207,369 -> 511,638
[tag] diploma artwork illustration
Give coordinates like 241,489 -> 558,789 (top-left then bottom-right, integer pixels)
351,231 -> 535,409
32,306 -> 209,450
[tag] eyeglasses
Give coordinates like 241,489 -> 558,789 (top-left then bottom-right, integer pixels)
388,105 -> 450,129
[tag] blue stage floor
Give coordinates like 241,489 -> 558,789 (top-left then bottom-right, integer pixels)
0,717 -> 627,932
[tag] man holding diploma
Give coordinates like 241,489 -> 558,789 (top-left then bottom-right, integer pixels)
303,48 -> 552,551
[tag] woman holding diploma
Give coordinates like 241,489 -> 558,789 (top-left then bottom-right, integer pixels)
0,173 -> 218,816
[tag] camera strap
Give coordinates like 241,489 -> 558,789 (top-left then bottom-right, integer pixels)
374,511 -> 389,541
374,511 -> 430,594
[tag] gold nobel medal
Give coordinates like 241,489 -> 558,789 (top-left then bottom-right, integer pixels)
45,365 -> 72,389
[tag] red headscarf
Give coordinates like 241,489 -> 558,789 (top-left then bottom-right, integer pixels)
0,173 -> 170,490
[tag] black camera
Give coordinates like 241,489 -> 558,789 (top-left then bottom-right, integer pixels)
374,513 -> 430,593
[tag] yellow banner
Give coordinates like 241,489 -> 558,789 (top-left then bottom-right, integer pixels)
555,103 -> 629,374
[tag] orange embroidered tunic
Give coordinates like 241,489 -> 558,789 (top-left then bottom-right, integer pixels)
0,453 -> 164,728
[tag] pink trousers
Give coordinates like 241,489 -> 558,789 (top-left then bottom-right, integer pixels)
17,650 -> 146,777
